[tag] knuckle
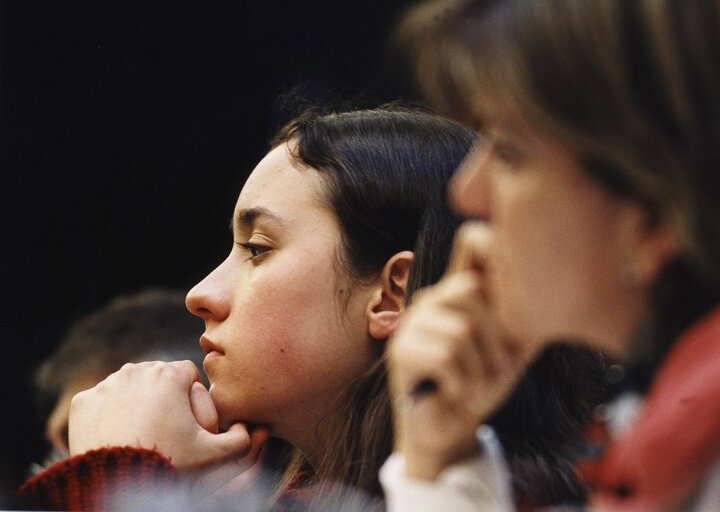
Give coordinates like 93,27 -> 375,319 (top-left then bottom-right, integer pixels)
119,362 -> 136,372
155,361 -> 176,376
70,389 -> 90,409
177,359 -> 198,373
454,222 -> 475,242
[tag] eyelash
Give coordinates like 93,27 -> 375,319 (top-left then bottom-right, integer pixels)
236,242 -> 270,261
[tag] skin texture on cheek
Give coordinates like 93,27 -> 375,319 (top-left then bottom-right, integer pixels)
209,262 -> 350,426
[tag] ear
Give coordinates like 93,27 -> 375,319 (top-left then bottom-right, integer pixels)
367,250 -> 414,340
620,204 -> 680,287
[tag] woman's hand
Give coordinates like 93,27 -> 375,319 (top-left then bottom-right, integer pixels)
68,360 -> 258,470
387,222 -> 539,480
188,422 -> 271,502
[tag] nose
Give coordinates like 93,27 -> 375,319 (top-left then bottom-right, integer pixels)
186,258 -> 231,321
449,142 -> 492,220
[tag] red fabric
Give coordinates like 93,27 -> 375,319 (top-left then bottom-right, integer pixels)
17,446 -> 319,511
17,447 -> 177,511
582,305 -> 720,511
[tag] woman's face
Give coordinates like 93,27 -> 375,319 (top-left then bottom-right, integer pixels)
450,117 -> 649,355
186,143 -> 377,456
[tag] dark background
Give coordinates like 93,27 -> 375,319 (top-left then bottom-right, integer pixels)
1,0 -> 418,500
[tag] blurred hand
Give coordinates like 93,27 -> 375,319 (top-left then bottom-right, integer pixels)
387,221 -> 540,480
69,360 -> 255,470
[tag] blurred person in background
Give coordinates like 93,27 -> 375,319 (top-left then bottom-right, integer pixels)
31,288 -> 208,472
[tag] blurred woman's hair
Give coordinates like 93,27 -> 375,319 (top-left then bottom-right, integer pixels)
390,0 -> 720,366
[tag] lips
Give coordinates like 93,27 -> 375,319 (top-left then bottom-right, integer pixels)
200,336 -> 224,373
199,336 -> 224,356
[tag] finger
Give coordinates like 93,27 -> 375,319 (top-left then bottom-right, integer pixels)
188,425 -> 269,497
412,286 -> 495,380
248,426 -> 270,451
190,381 -> 218,434
240,426 -> 271,471
446,221 -> 492,275
392,310 -> 477,402
466,297 -> 506,379
195,422 -> 253,466
170,359 -> 204,387
389,309 -> 458,391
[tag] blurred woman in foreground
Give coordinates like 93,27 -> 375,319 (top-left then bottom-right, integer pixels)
383,1 -> 720,510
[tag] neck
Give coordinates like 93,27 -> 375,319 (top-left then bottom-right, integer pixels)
276,401 -> 344,471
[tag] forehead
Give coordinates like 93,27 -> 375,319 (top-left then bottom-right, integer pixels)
233,144 -> 331,229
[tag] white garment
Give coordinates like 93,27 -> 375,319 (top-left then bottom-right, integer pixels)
380,399 -> 720,512
685,456 -> 720,512
380,425 -> 515,512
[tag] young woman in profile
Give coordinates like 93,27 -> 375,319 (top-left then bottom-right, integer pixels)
17,107 -> 476,511
383,1 -> 720,511
18,106 -> 603,511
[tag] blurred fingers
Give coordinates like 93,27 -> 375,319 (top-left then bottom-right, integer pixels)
446,221 -> 492,275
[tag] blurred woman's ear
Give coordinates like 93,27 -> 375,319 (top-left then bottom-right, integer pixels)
367,251 -> 414,340
620,204 -> 680,288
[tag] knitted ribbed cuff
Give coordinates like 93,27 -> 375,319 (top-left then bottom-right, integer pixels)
17,446 -> 177,511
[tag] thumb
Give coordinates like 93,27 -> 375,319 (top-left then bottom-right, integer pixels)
189,382 -> 218,434
187,426 -> 270,501
243,426 -> 271,467
195,422 -> 253,465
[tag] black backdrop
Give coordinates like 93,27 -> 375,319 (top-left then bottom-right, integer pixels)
1,0 -> 418,498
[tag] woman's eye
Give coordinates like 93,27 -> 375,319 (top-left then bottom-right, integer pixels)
236,242 -> 270,261
494,142 -> 520,166
487,132 -> 527,169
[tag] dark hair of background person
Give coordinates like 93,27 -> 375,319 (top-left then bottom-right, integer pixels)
389,0 -> 720,372
267,106 -> 479,508
33,289 -> 205,459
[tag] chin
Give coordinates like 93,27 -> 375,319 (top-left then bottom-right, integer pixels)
211,391 -> 258,430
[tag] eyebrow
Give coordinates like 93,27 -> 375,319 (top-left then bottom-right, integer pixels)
231,206 -> 284,232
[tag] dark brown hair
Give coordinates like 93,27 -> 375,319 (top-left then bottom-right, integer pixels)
270,106 -> 606,510
270,107 -> 479,507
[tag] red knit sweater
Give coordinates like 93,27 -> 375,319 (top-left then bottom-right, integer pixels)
17,447 -> 177,511
17,446 -> 317,511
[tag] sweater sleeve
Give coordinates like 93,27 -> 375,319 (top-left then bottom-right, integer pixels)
379,426 -> 515,512
16,447 -> 178,511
